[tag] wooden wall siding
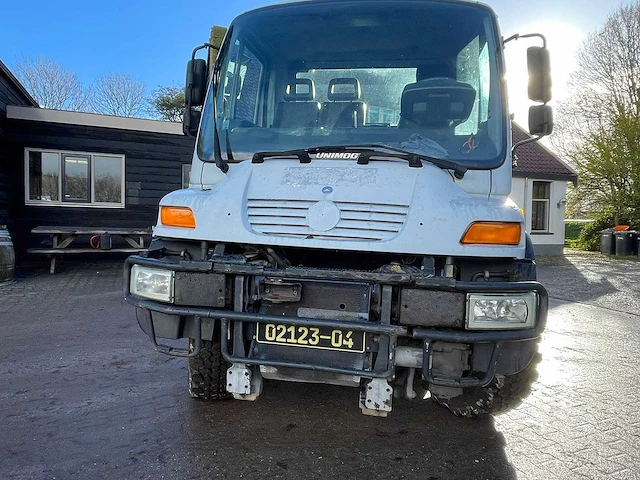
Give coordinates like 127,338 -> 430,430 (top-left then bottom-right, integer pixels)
5,119 -> 195,253
0,67 -> 36,116
0,135 -> 10,226
1,70 -> 38,227
1,76 -> 29,115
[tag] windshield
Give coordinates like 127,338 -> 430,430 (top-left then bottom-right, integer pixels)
198,0 -> 506,168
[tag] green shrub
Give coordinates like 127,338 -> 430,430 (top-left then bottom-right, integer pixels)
575,214 -> 637,251
565,238 -> 582,249
565,221 -> 587,243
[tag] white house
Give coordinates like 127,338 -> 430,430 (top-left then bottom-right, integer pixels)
510,125 -> 578,255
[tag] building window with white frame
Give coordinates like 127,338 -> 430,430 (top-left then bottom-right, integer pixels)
531,181 -> 551,232
26,149 -> 125,207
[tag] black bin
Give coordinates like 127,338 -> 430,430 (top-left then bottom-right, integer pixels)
614,231 -> 637,256
600,229 -> 615,255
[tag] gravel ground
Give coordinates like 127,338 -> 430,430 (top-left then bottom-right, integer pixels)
0,254 -> 639,480
537,251 -> 640,314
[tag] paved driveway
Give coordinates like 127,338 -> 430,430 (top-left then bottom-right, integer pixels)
0,254 -> 639,480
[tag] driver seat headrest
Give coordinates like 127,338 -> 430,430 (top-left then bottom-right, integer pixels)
400,78 -> 476,128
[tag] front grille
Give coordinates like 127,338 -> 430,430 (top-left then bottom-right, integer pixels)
247,199 -> 408,241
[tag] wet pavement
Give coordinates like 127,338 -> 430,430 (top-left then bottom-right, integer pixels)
1,254 -> 639,480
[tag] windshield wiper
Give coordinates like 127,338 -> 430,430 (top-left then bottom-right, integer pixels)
349,144 -> 467,179
252,149 -> 312,164
252,144 -> 468,179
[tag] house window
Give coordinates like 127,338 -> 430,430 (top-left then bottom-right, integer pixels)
28,151 -> 59,201
26,149 -> 125,207
531,181 -> 551,232
63,154 -> 90,202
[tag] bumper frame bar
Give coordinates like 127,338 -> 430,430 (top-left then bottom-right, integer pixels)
124,255 -> 548,384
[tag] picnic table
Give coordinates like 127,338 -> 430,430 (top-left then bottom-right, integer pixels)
29,225 -> 152,274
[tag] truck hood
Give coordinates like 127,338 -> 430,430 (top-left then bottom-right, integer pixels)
154,159 -> 525,258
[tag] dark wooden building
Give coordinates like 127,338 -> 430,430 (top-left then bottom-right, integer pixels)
0,60 -> 39,230
4,106 -> 195,255
1,93 -> 194,257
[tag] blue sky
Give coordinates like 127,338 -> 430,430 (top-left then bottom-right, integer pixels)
0,0 -> 630,120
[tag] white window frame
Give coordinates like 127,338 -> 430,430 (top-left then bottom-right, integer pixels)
531,181 -> 551,232
24,148 -> 125,208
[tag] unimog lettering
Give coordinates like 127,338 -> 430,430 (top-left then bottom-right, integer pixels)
316,152 -> 361,159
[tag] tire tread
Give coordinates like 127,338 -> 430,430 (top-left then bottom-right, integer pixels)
188,340 -> 231,400
432,352 -> 541,417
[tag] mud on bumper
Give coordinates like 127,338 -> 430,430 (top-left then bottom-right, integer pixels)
124,255 -> 548,388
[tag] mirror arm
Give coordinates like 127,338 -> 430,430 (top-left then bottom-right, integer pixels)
503,33 -> 547,48
184,43 -> 228,173
191,43 -> 216,61
511,121 -> 552,158
511,135 -> 542,160
185,43 -> 216,110
506,31 -> 552,159
185,44 -> 213,123
186,44 -> 215,108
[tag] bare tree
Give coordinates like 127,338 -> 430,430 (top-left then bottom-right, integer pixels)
92,73 -> 148,117
554,2 -> 640,156
554,1 -> 640,227
12,56 -> 89,111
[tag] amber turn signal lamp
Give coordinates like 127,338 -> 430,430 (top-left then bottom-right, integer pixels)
160,206 -> 196,228
461,222 -> 521,245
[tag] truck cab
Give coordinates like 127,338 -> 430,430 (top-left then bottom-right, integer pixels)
125,0 -> 551,417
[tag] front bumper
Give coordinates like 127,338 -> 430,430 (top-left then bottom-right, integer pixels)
124,255 -> 548,387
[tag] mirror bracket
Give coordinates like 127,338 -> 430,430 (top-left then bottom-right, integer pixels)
503,33 -> 547,48
183,37 -> 229,174
183,43 -> 216,138
512,135 -> 542,160
505,32 -> 553,158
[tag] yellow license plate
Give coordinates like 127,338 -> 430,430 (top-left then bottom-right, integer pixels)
256,323 -> 365,353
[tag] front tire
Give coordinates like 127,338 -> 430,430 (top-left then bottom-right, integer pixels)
188,339 -> 231,400
431,352 -> 540,417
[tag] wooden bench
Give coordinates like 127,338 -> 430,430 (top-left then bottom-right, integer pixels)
29,226 -> 152,274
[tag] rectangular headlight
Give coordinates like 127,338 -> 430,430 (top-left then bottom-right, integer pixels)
130,265 -> 175,303
466,293 -> 537,330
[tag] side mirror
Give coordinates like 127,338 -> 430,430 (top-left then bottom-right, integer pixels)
527,46 -> 552,103
182,108 -> 201,137
529,104 -> 553,136
185,59 -> 207,107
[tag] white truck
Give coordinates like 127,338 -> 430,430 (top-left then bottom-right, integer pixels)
125,0 -> 553,417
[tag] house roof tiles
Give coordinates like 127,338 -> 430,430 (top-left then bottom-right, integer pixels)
511,123 -> 577,183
